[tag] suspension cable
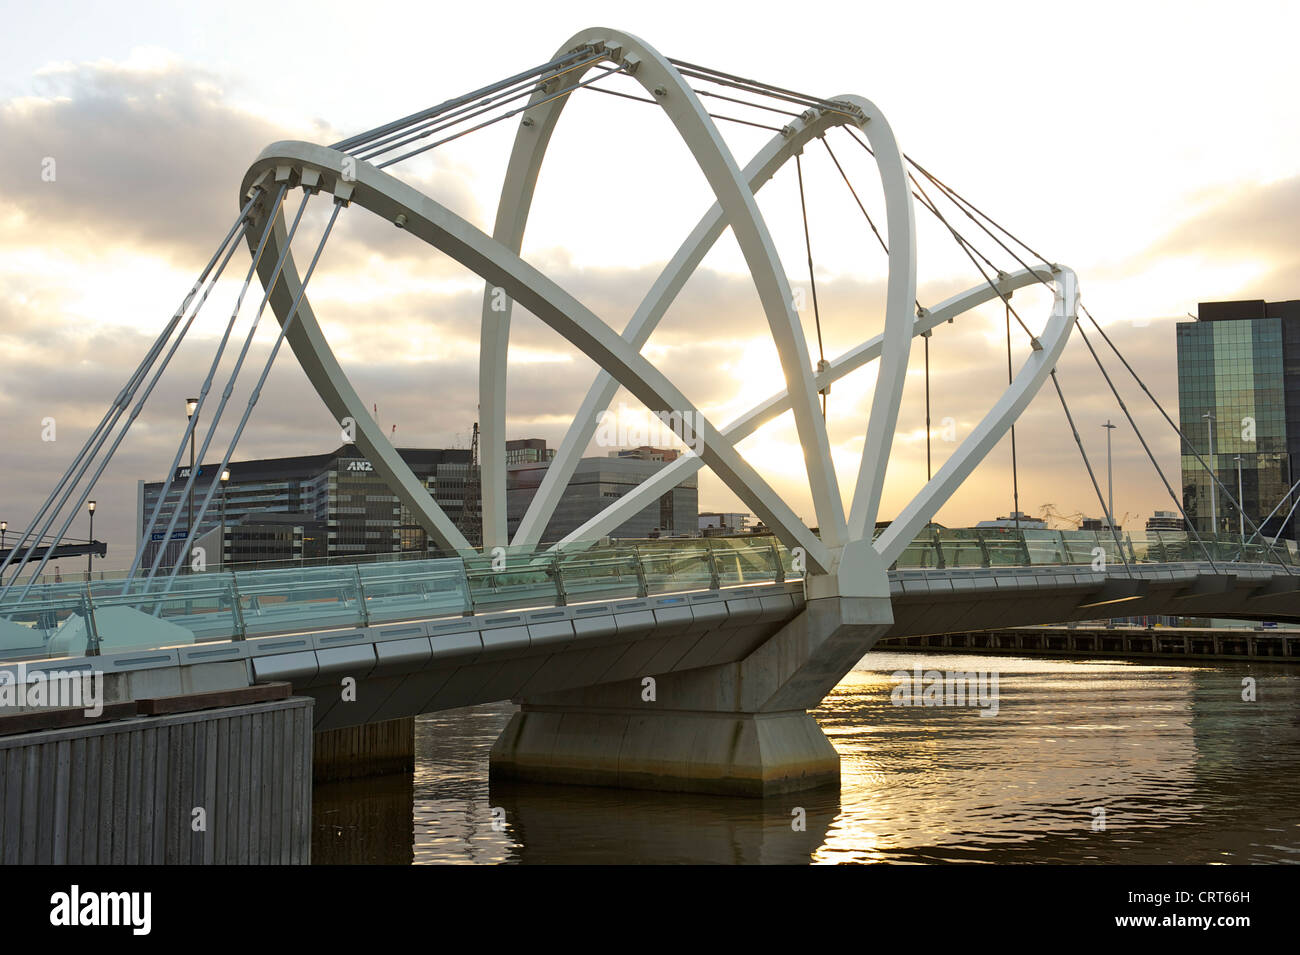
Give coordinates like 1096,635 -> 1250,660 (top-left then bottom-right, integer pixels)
585,84 -> 785,131
909,158 -> 1054,292
356,51 -> 609,162
795,152 -> 827,417
907,168 -> 1041,348
125,186 -> 290,586
0,195 -> 263,598
1269,486 -> 1300,547
820,137 -> 923,314
900,154 -> 1053,269
1080,304 -> 1293,572
667,59 -> 860,117
1049,370 -> 1134,577
694,87 -> 802,118
146,189 -> 312,584
1072,321 -> 1220,569
821,139 -> 888,254
924,330 -> 932,480
5,214 -> 257,604
331,47 -> 597,153
1245,472 -> 1300,546
1007,301 -> 1021,528
378,64 -> 628,169
156,199 -> 346,598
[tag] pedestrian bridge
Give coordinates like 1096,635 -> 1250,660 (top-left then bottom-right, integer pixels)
2,528 -> 1296,793
5,25 -> 1299,794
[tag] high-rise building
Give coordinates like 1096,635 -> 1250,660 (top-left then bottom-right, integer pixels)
505,438 -> 556,466
137,444 -> 474,569
506,448 -> 697,543
1176,299 -> 1300,541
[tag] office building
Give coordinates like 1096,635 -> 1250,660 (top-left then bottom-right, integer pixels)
699,511 -> 752,536
507,448 -> 697,543
137,444 -> 474,569
505,438 -> 555,466
1145,510 -> 1185,533
1176,299 -> 1300,540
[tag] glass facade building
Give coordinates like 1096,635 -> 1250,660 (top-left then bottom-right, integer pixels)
137,444 -> 475,568
1177,299 -> 1300,541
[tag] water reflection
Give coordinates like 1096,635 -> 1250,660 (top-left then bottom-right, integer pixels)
311,652 -> 1300,864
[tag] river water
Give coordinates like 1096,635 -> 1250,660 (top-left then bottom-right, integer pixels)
311,651 -> 1300,864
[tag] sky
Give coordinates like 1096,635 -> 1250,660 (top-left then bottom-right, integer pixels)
1,0 -> 1298,560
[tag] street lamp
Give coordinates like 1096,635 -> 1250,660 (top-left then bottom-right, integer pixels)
1233,455 -> 1245,541
1102,420 -> 1117,528
1,520 -> 6,552
86,500 -> 96,580
186,398 -> 199,540
220,469 -> 230,569
1203,412 -> 1217,535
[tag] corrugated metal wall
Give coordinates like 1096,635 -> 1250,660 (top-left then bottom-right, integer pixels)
0,697 -> 313,864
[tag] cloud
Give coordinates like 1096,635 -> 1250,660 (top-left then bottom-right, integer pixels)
1136,174 -> 1300,302
0,53 -> 483,273
1,47 -> 1264,561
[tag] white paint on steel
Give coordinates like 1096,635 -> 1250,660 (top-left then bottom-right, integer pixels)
554,266 -> 1063,550
240,140 -> 832,571
874,267 -> 1078,567
236,27 -> 1078,592
479,28 -> 849,550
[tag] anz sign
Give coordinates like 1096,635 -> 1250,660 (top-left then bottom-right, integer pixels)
344,460 -> 374,473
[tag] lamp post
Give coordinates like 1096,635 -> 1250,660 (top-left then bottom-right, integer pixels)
220,468 -> 230,570
1,520 -> 6,587
185,397 -> 199,540
1102,420 -> 1117,528
86,500 -> 96,580
1234,455 -> 1245,542
1203,412 -> 1217,535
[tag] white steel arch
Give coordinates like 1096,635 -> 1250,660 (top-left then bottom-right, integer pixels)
478,28 -> 867,551
238,26 -> 1079,591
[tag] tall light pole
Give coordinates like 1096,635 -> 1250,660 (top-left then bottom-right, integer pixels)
86,500 -> 96,580
1203,412 -> 1217,535
1,520 -> 6,587
220,468 -> 230,570
186,397 -> 199,544
1102,420 -> 1117,527
1234,455 -> 1245,541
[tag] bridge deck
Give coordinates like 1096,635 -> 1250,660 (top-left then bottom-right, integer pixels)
1,532 -> 1297,731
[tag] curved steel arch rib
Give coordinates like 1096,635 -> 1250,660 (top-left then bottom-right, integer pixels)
553,265 -> 1072,553
477,28 -> 919,551
874,268 -> 1077,566
502,90 -> 915,552
240,142 -> 832,573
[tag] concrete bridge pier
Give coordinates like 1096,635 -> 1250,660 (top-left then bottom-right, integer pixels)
490,587 -> 893,797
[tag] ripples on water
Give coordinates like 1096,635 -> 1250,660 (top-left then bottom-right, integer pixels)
311,652 -> 1300,864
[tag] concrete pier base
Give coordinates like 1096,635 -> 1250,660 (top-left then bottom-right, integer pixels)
490,780 -> 841,863
313,716 -> 414,782
491,592 -> 892,797
491,707 -> 839,796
